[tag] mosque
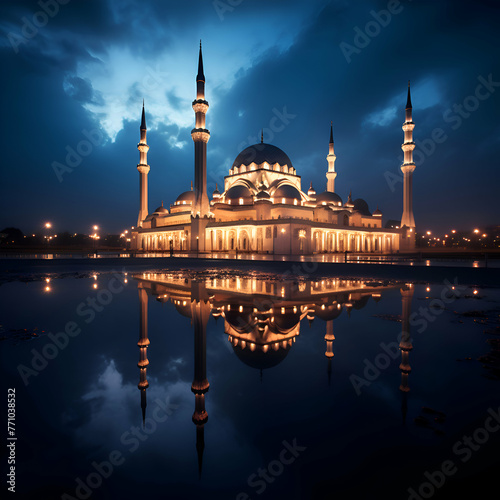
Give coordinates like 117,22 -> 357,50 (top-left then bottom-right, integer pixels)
130,44 -> 417,254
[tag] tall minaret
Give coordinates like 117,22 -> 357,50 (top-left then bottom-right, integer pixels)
137,284 -> 150,426
401,82 -> 416,230
191,42 -> 210,217
326,122 -> 337,192
137,101 -> 150,227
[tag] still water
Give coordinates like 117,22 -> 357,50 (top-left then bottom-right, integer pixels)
1,267 -> 499,499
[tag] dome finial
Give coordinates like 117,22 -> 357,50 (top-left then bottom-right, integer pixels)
261,129 -> 264,144
191,181 -> 193,191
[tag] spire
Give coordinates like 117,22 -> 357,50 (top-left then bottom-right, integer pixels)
191,181 -> 193,191
329,121 -> 333,144
261,129 -> 264,143
141,100 -> 147,130
197,40 -> 205,82
406,80 -> 412,109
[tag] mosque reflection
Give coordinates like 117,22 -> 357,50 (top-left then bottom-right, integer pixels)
134,273 -> 414,474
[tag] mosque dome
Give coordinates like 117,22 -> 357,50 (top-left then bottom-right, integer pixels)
373,207 -> 383,216
175,190 -> 195,205
232,343 -> 291,370
316,191 -> 343,206
153,201 -> 169,214
225,184 -> 253,200
232,143 -> 293,168
353,198 -> 371,216
272,184 -> 302,200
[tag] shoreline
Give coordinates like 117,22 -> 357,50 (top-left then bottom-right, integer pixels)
1,255 -> 499,287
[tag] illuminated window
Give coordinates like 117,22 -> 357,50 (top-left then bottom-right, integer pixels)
239,198 -> 243,205
294,199 -> 298,205
282,198 -> 286,204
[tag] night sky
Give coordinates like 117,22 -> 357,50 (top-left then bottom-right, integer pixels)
1,0 -> 498,235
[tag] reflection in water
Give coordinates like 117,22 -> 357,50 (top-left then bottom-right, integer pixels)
134,273 -> 414,476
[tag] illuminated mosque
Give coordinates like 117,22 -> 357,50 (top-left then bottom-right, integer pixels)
131,44 -> 417,254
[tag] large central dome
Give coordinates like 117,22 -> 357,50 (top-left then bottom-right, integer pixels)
232,142 -> 293,168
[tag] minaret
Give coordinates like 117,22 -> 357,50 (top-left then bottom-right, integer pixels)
326,122 -> 337,192
399,284 -> 414,423
190,281 -> 211,478
324,320 -> 335,386
137,101 -> 150,227
401,82 -> 416,230
137,284 -> 150,426
191,42 -> 210,217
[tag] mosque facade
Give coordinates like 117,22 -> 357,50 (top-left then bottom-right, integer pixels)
131,45 -> 417,254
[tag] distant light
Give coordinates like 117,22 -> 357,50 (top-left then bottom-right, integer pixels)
93,283 -> 98,289
474,229 -> 479,234
451,230 -> 456,234
473,289 -> 478,295
44,286 -> 51,292
426,231 -> 431,235
426,287 -> 430,292
482,233 -> 487,238
93,225 -> 99,231
45,278 -> 50,283
45,222 -> 52,228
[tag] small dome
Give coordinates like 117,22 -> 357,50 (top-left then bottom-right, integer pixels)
232,342 -> 291,370
273,184 -> 301,200
373,207 -> 383,216
316,191 -> 343,206
175,190 -> 195,205
353,198 -> 371,216
307,182 -> 316,197
232,143 -> 293,169
153,201 -> 168,214
225,184 -> 253,199
256,190 -> 271,200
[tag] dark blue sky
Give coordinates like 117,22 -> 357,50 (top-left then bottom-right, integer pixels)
1,0 -> 498,235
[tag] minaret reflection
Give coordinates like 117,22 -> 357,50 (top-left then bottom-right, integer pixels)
190,281 -> 211,478
137,284 -> 150,427
399,284 -> 414,423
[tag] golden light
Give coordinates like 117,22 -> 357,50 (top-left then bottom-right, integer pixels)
281,228 -> 286,233
44,286 -> 51,292
426,287 -> 431,292
93,225 -> 99,231
45,222 -> 52,228
451,229 -> 456,234
45,278 -> 50,283
445,234 -> 449,238
473,289 -> 478,295
482,233 -> 487,238
474,229 -> 479,234
426,231 -> 431,235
